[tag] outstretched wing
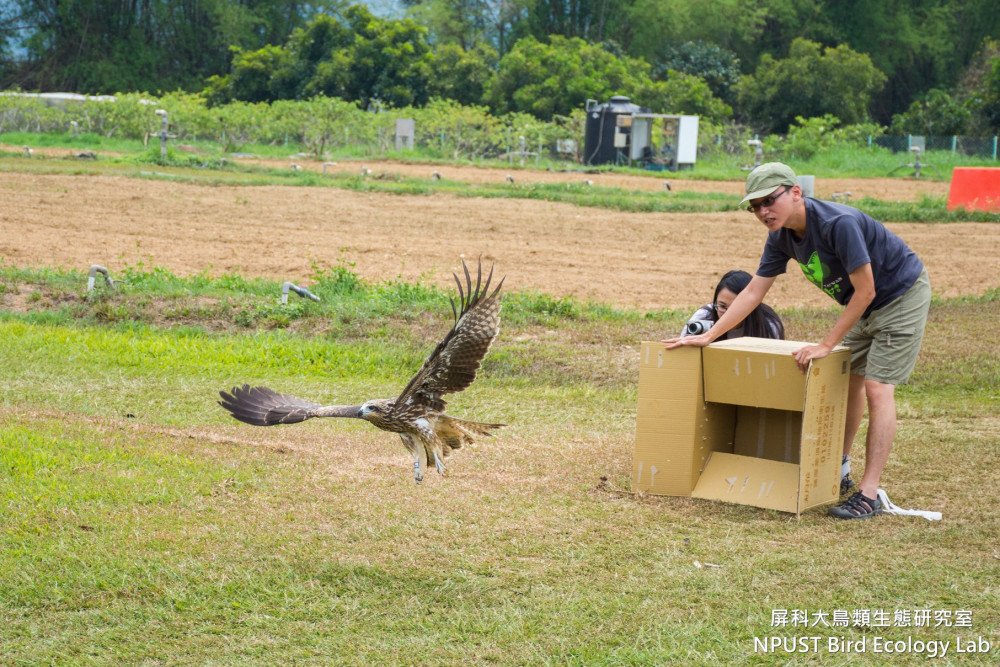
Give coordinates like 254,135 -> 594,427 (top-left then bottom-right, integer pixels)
394,258 -> 503,413
219,384 -> 360,425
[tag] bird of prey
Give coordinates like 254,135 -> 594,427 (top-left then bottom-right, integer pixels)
218,259 -> 505,483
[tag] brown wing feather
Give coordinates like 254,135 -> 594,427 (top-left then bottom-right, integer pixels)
219,384 -> 360,425
218,384 -> 321,425
393,258 -> 503,413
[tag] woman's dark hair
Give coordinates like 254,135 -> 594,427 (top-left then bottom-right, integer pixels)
711,269 -> 785,339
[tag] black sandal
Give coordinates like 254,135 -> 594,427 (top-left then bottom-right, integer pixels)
829,491 -> 883,519
840,474 -> 855,495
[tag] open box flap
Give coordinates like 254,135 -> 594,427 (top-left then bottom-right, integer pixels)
692,452 -> 802,513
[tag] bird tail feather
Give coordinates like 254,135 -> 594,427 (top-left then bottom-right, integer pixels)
437,416 -> 505,451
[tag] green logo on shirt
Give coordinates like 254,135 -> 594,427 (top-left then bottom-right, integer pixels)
799,252 -> 840,299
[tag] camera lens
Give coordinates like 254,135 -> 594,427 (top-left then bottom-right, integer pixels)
686,321 -> 712,335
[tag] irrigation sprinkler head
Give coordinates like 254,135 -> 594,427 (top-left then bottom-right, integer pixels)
281,282 -> 321,304
87,265 -> 116,292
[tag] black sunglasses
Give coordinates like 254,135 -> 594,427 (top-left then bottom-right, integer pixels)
748,185 -> 792,213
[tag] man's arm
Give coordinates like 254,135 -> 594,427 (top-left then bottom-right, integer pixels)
792,263 -> 875,371
663,274 -> 776,348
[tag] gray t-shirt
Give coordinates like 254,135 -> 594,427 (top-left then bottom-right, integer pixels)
757,198 -> 924,318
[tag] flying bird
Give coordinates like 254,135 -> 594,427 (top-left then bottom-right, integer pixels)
218,259 -> 505,483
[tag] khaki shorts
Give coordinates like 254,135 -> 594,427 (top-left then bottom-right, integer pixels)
841,268 -> 931,385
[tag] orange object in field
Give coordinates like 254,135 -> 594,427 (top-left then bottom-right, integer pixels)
947,167 -> 1000,212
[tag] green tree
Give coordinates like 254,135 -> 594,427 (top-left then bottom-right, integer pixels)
636,70 -> 732,124
889,89 -> 971,135
203,6 -> 434,109
524,0 -> 630,43
956,39 -> 1000,134
484,35 -> 643,119
979,57 -> 1000,133
204,45 -> 294,105
341,5 -> 434,108
653,40 -> 741,105
426,42 -> 497,106
406,0 -> 532,54
3,1 -> 341,94
284,13 -> 356,100
734,38 -> 887,134
824,0 -> 1000,124
625,0 -> 775,73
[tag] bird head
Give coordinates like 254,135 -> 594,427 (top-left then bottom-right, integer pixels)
358,399 -> 393,424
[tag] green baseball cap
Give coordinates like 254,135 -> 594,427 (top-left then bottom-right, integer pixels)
739,162 -> 798,208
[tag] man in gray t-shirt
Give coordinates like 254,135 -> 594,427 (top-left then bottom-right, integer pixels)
664,162 -> 931,521
757,197 -> 923,316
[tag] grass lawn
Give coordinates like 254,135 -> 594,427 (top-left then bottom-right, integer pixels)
1,264 -> 998,664
1,141 -> 998,663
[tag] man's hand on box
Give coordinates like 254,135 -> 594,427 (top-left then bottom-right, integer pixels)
792,343 -> 832,373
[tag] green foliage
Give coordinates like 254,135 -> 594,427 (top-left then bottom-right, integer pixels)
409,98 -> 505,159
6,0 -> 289,94
625,0 -> 769,73
653,40 -> 741,104
485,35 -> 634,120
506,291 -> 582,324
277,96 -> 370,157
735,38 -> 888,134
309,258 -> 366,297
341,5 -> 435,108
980,55 -> 1000,132
820,0 -> 1000,125
426,42 -> 498,107
484,34 -> 730,122
955,39 -> 1000,134
119,263 -> 187,291
635,70 -> 732,124
5,0 -> 1000,136
234,300 -> 308,329
204,45 -> 294,106
890,89 -> 972,135
0,93 -> 63,134
205,7 -> 435,110
768,115 -> 843,160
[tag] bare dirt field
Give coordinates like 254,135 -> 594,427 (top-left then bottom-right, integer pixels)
2,162 -> 996,311
244,155 -> 952,202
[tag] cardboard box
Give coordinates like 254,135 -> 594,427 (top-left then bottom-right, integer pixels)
632,338 -> 851,515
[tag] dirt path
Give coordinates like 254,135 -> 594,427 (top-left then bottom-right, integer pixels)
2,168 -> 995,311
241,155 -> 952,202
